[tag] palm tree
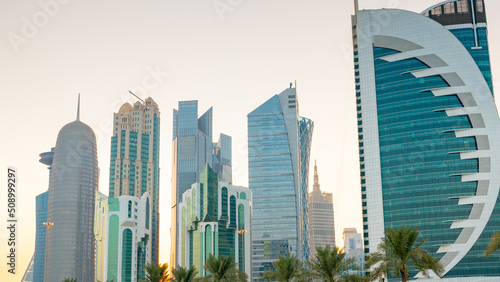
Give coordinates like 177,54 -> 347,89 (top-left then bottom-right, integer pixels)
309,245 -> 362,282
143,262 -> 169,282
203,253 -> 246,281
366,225 -> 443,282
484,232 -> 500,258
62,279 -> 77,282
171,265 -> 199,282
261,253 -> 309,281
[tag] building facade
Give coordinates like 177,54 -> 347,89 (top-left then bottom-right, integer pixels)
30,148 -> 54,282
177,165 -> 251,279
44,99 -> 98,281
95,192 -> 152,282
308,161 -> 335,259
342,228 -> 364,277
247,85 -> 313,280
171,100 -> 232,267
353,0 -> 500,280
109,97 -> 160,265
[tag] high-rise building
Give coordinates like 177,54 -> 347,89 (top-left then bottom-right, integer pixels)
44,97 -> 98,282
177,164 -> 252,279
247,85 -> 313,280
110,97 -> 160,265
28,148 -> 54,282
353,0 -> 500,280
342,228 -> 364,276
171,100 -> 232,267
308,161 -> 335,259
213,133 -> 233,184
95,192 -> 152,282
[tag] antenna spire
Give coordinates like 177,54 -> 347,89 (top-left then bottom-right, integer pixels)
354,0 -> 359,24
129,90 -> 145,103
76,94 -> 81,121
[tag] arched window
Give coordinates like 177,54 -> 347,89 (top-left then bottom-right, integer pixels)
122,229 -> 133,281
230,196 -> 236,228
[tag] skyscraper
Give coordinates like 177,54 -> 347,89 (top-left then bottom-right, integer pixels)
44,97 -> 98,282
30,148 -> 54,282
213,133 -> 233,184
110,97 -> 160,265
95,192 -> 152,282
177,165 -> 252,279
308,161 -> 335,259
247,85 -> 313,280
353,0 -> 500,279
342,228 -> 364,277
171,100 -> 232,267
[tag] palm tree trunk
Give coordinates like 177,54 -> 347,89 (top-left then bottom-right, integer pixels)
401,270 -> 407,282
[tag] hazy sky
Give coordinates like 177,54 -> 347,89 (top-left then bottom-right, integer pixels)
2,0 -> 500,279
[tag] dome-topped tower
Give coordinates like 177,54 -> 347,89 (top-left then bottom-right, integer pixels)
44,96 -> 98,282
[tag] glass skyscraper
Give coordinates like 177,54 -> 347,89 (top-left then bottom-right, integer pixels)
176,165 -> 252,279
29,148 -> 54,282
109,97 -> 160,268
354,0 -> 500,280
171,100 -> 232,267
248,85 -> 313,280
44,99 -> 98,282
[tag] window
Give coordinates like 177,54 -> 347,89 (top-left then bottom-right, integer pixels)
476,0 -> 484,12
432,6 -> 442,16
128,201 -> 132,218
456,0 -> 468,13
443,3 -> 455,14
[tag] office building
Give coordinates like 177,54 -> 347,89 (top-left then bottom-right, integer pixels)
95,192 -> 152,282
308,161 -> 335,259
177,164 -> 252,279
248,85 -> 313,280
171,100 -> 232,267
21,148 -> 53,282
343,228 -> 364,276
44,97 -> 98,281
110,97 -> 160,265
353,0 -> 500,280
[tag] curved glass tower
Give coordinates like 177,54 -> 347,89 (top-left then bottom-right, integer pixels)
44,99 -> 99,282
353,0 -> 500,280
248,86 -> 313,280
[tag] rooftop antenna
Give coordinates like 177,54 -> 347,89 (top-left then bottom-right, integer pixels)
129,90 -> 145,103
354,0 -> 359,25
76,93 -> 80,121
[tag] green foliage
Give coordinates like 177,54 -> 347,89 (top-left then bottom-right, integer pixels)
62,279 -> 77,282
142,262 -> 169,282
171,265 -> 199,282
261,253 -> 310,281
366,225 -> 443,282
202,254 -> 246,281
309,245 -> 363,282
484,232 -> 500,258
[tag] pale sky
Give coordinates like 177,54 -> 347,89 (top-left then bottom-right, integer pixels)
1,0 -> 500,280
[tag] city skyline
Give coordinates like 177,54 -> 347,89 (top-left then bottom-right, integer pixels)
2,1 -> 500,280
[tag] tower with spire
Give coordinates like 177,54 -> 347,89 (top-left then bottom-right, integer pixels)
308,160 -> 335,258
44,96 -> 98,282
